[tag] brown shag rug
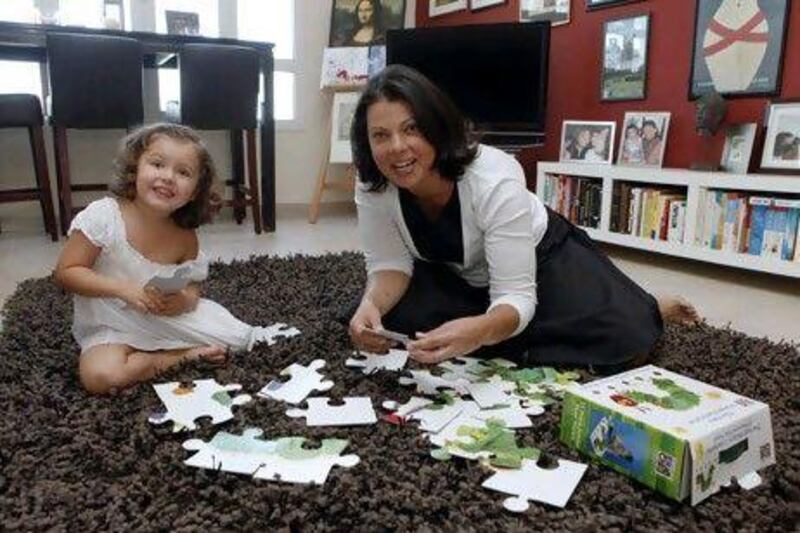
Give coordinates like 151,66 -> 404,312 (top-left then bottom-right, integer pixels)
1,252 -> 798,531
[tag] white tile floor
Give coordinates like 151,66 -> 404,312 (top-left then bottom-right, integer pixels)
2,201 -> 799,344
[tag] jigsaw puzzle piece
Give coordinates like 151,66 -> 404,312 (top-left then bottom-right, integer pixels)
382,396 -> 464,433
398,370 -> 470,396
437,357 -> 490,382
286,397 -> 377,426
345,349 -> 408,374
252,437 -> 360,484
472,405 -> 536,429
146,265 -> 193,294
466,380 -> 520,409
183,428 -> 279,475
252,322 -> 301,346
149,379 -> 252,431
259,359 -> 334,404
482,457 -> 587,511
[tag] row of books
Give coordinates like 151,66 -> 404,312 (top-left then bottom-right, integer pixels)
541,174 -> 602,228
695,190 -> 800,261
610,184 -> 687,243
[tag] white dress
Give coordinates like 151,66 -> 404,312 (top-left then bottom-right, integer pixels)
68,198 -> 258,353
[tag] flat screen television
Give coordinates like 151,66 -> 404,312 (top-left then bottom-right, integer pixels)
386,22 -> 550,147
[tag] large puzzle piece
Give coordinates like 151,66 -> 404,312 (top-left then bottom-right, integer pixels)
182,429 -> 359,485
146,265 -> 193,294
398,370 -> 469,396
252,323 -> 301,346
466,379 -> 519,409
432,419 -> 540,469
382,396 -> 464,433
149,379 -> 252,432
259,359 -> 333,404
345,349 -> 408,375
437,357 -> 490,382
286,397 -> 378,426
482,457 -> 587,511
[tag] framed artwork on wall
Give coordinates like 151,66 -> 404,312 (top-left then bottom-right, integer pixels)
560,120 -> 617,164
330,91 -> 361,164
689,0 -> 790,99
520,0 -> 570,26
600,14 -> 649,101
617,111 -> 670,168
471,0 -> 505,10
429,0 -> 467,18
760,102 -> 800,172
165,11 -> 199,36
720,123 -> 757,174
329,0 -> 407,47
586,0 -> 643,11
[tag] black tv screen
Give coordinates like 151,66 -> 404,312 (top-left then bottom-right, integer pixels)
386,22 -> 549,143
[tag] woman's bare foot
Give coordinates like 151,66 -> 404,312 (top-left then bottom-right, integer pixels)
182,345 -> 228,367
657,295 -> 700,325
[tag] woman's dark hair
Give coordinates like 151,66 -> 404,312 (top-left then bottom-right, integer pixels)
351,64 -> 479,192
109,122 -> 220,229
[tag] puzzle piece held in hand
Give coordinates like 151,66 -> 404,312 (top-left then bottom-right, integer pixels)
345,349 -> 408,375
149,379 -> 252,432
399,370 -> 469,396
482,457 -> 587,511
146,265 -> 193,294
252,323 -> 301,346
258,359 -> 333,404
286,397 -> 377,426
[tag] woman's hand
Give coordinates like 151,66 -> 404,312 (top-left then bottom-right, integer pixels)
156,286 -> 200,316
349,298 -> 394,354
407,316 -> 486,364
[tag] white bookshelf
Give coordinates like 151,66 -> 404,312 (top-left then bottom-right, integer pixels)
536,162 -> 800,278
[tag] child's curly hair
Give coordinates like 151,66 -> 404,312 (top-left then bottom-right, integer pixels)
109,123 -> 221,229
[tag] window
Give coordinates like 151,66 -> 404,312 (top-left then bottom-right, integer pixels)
59,0 -> 105,28
0,1 -> 41,100
0,0 -> 36,23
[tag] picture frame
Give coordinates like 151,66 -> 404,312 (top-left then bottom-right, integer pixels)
560,120 -> 616,164
165,10 -> 199,36
429,0 -> 468,18
601,14 -> 649,101
320,47 -> 369,89
330,91 -> 361,164
720,123 -> 757,174
519,0 -> 571,27
617,111 -> 671,168
329,0 -> 407,47
586,0 -> 643,11
471,0 -> 505,10
760,102 -> 800,172
689,0 -> 790,99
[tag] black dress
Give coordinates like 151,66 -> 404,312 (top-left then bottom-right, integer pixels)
380,187 -> 664,369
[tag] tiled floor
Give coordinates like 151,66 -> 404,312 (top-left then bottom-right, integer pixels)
2,201 -> 799,344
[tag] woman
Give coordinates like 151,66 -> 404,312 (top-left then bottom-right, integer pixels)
348,65 -> 696,369
346,0 -> 385,46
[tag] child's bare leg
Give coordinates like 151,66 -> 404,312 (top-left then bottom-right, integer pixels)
79,343 -> 226,395
656,295 -> 700,325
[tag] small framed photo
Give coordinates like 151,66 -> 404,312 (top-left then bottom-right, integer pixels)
471,0 -> 505,10
720,123 -> 757,174
560,120 -> 616,164
329,0 -> 407,47
586,0 -> 643,10
520,0 -> 570,26
429,0 -> 467,17
601,14 -> 649,101
617,112 -> 671,168
760,102 -> 800,172
165,10 -> 199,36
330,91 -> 361,164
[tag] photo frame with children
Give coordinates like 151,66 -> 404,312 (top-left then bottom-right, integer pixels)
617,112 -> 670,168
429,0 -> 468,18
760,102 -> 800,172
330,91 -> 361,164
720,123 -> 757,174
519,0 -> 570,26
329,0 -> 407,47
560,120 -> 616,165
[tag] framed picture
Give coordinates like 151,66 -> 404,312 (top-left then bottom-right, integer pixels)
586,0 -> 643,10
329,0 -> 407,47
330,92 -> 361,164
720,123 -> 757,174
689,0 -> 790,99
601,14 -> 649,101
617,112 -> 670,168
165,10 -> 199,36
471,0 -> 505,10
320,47 -> 369,89
520,0 -> 570,26
560,120 -> 616,164
430,0 -> 468,18
760,102 -> 800,171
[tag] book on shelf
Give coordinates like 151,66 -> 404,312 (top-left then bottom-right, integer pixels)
542,173 -> 601,229
614,185 -> 687,243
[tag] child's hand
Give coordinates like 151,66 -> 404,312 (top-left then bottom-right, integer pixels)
155,286 -> 200,316
118,284 -> 164,314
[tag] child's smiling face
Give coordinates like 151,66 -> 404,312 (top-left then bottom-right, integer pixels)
134,135 -> 200,215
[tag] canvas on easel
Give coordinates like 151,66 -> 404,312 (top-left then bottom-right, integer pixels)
330,92 -> 360,164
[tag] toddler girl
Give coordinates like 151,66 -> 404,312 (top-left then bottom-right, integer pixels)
54,123 -> 260,395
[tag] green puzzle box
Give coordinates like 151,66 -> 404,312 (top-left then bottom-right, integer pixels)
559,365 -> 775,505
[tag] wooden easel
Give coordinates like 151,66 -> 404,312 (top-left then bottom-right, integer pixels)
308,86 -> 361,224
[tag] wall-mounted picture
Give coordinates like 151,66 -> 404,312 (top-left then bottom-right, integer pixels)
320,47 -> 369,89
329,0 -> 407,47
617,112 -> 670,168
601,14 -> 649,101
330,91 -> 361,164
720,123 -> 757,174
165,10 -> 199,36
430,0 -> 468,18
560,120 -> 616,164
586,0 -> 643,10
368,45 -> 386,78
520,0 -> 570,26
471,0 -> 505,10
689,0 -> 790,99
761,102 -> 800,171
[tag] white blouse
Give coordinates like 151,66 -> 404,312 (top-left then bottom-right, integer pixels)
355,144 -> 549,336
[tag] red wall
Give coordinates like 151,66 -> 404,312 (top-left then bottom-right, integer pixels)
416,0 -> 800,185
